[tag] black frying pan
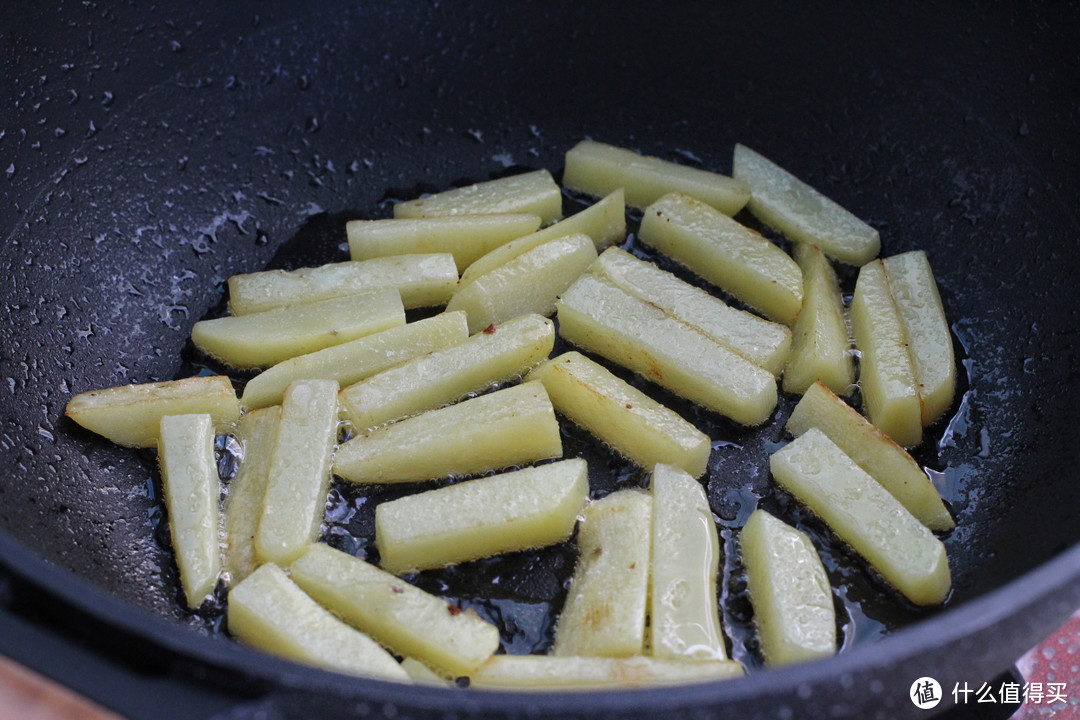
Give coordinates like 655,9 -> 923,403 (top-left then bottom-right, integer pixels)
2,2 -> 1079,718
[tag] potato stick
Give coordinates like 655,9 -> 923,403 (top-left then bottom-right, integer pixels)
741,509 -> 835,666
158,414 -> 221,608
851,260 -> 922,448
254,380 -> 339,565
227,254 -> 458,315
733,143 -> 880,266
393,169 -> 563,225
639,192 -> 803,325
65,375 -> 240,448
591,247 -> 791,375
882,250 -> 956,426
469,655 -> 744,690
769,429 -> 951,606
227,564 -> 408,682
241,312 -> 469,410
526,352 -> 709,478
781,243 -> 855,395
288,544 -> 501,677
553,489 -> 652,658
650,464 -> 726,661
563,140 -> 750,216
374,458 -> 589,574
333,381 -> 561,485
192,289 -> 405,370
339,314 -> 554,430
446,233 -> 596,334
347,213 -> 541,273
556,274 -> 777,426
222,406 -> 280,585
786,382 -> 954,531
459,189 -> 625,287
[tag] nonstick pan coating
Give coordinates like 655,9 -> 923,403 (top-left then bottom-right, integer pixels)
2,2 -> 1079,718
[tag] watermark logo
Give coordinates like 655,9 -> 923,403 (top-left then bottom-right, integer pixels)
911,677 -> 943,709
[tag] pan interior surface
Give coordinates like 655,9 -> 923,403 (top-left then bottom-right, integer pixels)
2,1 -> 1078,718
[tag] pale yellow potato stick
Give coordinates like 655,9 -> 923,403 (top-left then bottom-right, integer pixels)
649,464 -> 727,660
158,413 -> 221,608
347,213 -> 541,273
288,544 -> 501,677
374,458 -> 589,574
563,140 -> 750,216
192,289 -> 405,370
556,274 -> 777,426
339,314 -> 553,430
638,192 -> 804,325
241,311 -> 469,410
882,250 -> 956,426
769,429 -> 951,606
786,381 -> 954,531
65,375 -> 240,448
527,352 -> 710,478
781,243 -> 855,395
446,233 -> 596,334
227,254 -> 458,314
733,143 -> 880,266
393,169 -> 562,225
254,379 -> 339,565
553,489 -> 652,658
333,381 -> 562,485
851,260 -> 922,448
741,509 -> 836,666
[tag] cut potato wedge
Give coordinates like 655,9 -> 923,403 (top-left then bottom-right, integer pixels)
223,406 -> 281,585
227,563 -> 409,682
334,381 -> 562,485
733,144 -> 880,267
227,254 -> 458,315
882,250 -> 956,427
192,289 -> 405,370
782,244 -> 855,395
469,654 -> 744,690
158,413 -> 221,608
639,192 -> 804,325
851,260 -> 922,448
375,458 -> 589,574
649,464 -> 726,661
65,375 -> 240,448
740,509 -> 835,667
339,314 -> 554,430
393,169 -> 563,225
288,544 -> 501,677
786,382 -> 954,531
563,140 -> 750,216
526,352 -> 710,478
556,274 -> 777,426
591,247 -> 791,375
459,189 -> 626,287
553,489 -> 652,658
347,214 -> 541,273
769,429 -> 951,606
241,312 -> 470,410
254,380 -> 339,565
446,233 -> 597,334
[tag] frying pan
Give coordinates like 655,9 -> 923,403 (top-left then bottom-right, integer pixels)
2,1 -> 1079,718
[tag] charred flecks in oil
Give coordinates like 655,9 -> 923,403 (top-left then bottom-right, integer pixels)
167,170 -> 976,668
